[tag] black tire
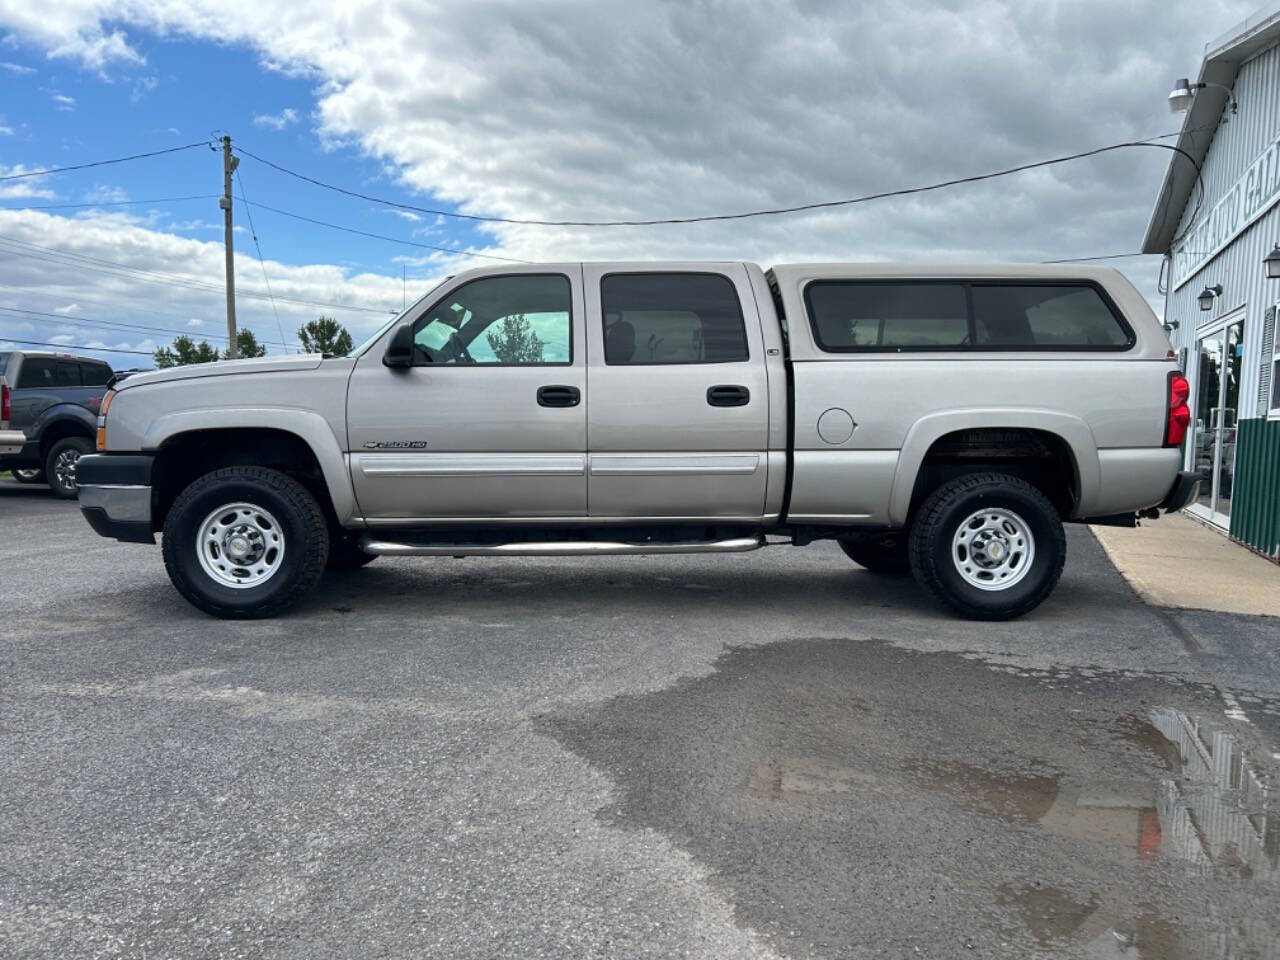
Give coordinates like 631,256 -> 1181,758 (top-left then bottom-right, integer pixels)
161,466 -> 330,619
45,436 -> 93,499
327,534 -> 378,571
12,468 -> 45,484
908,472 -> 1065,621
837,534 -> 911,574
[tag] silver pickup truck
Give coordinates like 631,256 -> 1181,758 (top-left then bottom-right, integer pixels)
77,262 -> 1198,621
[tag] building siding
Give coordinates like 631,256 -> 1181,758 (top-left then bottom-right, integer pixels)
1229,418 -> 1280,557
1166,40 -> 1280,421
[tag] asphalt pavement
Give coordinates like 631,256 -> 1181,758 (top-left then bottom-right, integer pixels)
2,477 -> 1278,959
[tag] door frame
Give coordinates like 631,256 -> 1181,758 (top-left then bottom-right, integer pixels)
1187,307 -> 1245,528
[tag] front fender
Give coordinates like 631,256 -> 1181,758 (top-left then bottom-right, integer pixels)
889,409 -> 1100,526
143,408 -> 357,524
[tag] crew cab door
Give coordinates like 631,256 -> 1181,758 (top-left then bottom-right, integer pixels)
346,267 -> 587,522
583,264 -> 769,519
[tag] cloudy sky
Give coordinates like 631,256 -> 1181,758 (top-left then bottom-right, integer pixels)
0,0 -> 1259,364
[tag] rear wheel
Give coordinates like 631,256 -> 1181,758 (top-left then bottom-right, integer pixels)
12,468 -> 45,484
45,436 -> 93,499
837,534 -> 911,574
908,472 -> 1065,620
162,466 -> 329,619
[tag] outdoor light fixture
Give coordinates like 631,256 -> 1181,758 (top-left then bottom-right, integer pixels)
1163,320 -> 1180,333
1265,243 -> 1280,280
1198,284 -> 1222,311
1167,77 -> 1237,114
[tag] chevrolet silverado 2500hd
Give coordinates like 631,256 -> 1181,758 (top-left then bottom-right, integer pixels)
76,262 -> 1199,620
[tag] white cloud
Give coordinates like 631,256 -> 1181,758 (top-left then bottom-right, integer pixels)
0,0 -> 1261,309
0,61 -> 35,75
51,93 -> 75,111
0,124 -> 11,136
83,184 -> 129,203
0,164 -> 57,200
0,209 -> 429,363
252,107 -> 299,130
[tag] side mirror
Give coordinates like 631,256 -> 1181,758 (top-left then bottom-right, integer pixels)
382,324 -> 415,368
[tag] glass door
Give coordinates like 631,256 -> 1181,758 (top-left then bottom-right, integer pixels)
1189,315 -> 1244,527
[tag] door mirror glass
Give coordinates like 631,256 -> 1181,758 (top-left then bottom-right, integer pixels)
382,324 -> 416,368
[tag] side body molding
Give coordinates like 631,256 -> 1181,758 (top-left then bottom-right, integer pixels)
142,408 -> 358,524
889,409 -> 1099,526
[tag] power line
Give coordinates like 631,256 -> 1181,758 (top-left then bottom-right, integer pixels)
0,336 -> 153,356
0,195 -> 219,211
0,142 -> 212,181
1041,252 -> 1156,264
234,133 -> 1198,228
0,235 -> 394,315
234,169 -> 290,352
0,305 -> 296,349
241,199 -> 531,263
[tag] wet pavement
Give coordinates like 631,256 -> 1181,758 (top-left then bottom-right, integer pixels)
546,642 -> 1280,958
3,483 -> 1280,959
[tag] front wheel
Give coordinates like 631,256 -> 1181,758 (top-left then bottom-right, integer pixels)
12,468 -> 45,484
908,473 -> 1065,620
162,466 -> 330,619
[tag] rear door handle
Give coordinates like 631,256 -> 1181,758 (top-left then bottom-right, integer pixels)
706,384 -> 750,407
537,385 -> 581,408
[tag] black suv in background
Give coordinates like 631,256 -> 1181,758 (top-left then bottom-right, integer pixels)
0,351 -> 114,498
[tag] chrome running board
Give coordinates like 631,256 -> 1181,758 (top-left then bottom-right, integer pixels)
360,535 -> 765,557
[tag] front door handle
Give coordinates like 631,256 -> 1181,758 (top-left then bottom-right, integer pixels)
707,384 -> 750,407
537,385 -> 581,408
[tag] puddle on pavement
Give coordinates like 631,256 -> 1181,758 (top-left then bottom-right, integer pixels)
544,639 -> 1280,959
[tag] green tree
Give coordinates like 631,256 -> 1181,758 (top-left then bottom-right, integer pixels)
298,316 -> 355,357
227,328 -> 267,359
486,314 -> 544,363
153,335 -> 221,368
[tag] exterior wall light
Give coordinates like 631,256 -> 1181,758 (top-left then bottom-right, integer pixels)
1198,284 -> 1222,311
1163,320 -> 1180,333
1265,243 -> 1280,280
1167,77 -> 1237,115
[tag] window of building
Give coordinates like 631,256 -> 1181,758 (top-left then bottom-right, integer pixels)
411,274 -> 571,365
601,273 -> 749,364
804,280 -> 1134,352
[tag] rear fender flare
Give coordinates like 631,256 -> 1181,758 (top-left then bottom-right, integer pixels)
890,409 -> 1099,526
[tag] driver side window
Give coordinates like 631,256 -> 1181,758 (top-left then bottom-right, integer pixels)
411,274 -> 572,365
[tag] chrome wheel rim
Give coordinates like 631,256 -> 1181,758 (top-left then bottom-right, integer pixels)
14,468 -> 40,481
196,502 -> 285,589
951,507 -> 1034,591
54,449 -> 81,491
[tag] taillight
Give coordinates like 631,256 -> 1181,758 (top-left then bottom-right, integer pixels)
1165,371 -> 1191,447
1,383 -> 9,423
96,389 -> 114,452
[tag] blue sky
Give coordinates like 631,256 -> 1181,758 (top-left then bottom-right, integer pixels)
0,1 -> 1255,366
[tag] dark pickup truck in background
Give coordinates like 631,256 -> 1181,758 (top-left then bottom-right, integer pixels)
0,350 -> 115,498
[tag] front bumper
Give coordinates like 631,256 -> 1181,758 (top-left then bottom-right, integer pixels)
77,454 -> 155,544
0,429 -> 26,457
1159,470 -> 1201,513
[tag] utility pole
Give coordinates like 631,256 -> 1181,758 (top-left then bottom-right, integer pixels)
219,135 -> 240,358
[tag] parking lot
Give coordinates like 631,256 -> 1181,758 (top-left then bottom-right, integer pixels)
3,477 -> 1280,960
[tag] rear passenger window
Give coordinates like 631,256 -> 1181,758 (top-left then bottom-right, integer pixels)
972,285 -> 1131,348
80,362 -> 112,386
804,283 -> 969,350
16,357 -> 56,388
54,361 -> 81,387
601,273 -> 749,364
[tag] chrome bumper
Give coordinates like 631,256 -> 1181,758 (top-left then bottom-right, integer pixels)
0,429 -> 23,457
79,483 -> 155,544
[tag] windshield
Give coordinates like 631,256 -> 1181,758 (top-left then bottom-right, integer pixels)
350,278 -> 452,358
